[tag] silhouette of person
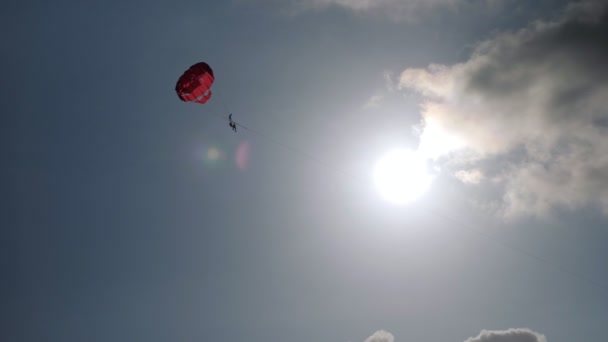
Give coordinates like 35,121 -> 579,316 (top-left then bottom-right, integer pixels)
228,113 -> 237,132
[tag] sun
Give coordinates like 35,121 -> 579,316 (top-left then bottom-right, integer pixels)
373,149 -> 433,204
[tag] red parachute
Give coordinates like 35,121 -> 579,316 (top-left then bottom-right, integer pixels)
175,62 -> 215,104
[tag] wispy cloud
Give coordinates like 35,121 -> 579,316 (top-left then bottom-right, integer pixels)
363,94 -> 384,109
399,1 -> 608,218
257,0 -> 466,19
294,0 -> 460,11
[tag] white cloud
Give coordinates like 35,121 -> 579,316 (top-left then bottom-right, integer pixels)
364,330 -> 395,342
399,1 -> 608,218
455,169 -> 484,184
465,328 -> 547,342
361,328 -> 546,342
362,328 -> 546,342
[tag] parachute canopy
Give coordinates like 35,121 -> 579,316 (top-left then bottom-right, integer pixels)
175,62 -> 215,104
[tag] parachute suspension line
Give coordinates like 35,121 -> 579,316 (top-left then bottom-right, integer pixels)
207,110 -> 360,182
200,108 -> 228,123
195,94 -> 608,300
212,85 -> 233,121
175,64 -> 606,297
205,106 -> 608,298
214,85 -> 249,131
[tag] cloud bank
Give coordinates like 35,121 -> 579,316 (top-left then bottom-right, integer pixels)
399,1 -> 608,218
363,328 -> 546,342
465,328 -> 547,342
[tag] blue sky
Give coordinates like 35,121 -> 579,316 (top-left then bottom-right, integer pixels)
3,1 -> 607,342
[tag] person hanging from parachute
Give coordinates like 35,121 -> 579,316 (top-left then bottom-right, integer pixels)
175,62 -> 237,133
229,113 -> 237,132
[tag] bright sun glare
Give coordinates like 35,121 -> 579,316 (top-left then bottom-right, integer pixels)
373,149 -> 433,204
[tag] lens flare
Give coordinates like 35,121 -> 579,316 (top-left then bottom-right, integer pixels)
235,141 -> 251,171
207,147 -> 221,161
201,146 -> 224,168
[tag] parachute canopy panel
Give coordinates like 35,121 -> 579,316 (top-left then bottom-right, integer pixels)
175,62 -> 215,104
